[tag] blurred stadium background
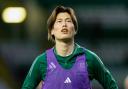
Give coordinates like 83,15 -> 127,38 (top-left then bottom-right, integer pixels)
0,0 -> 128,89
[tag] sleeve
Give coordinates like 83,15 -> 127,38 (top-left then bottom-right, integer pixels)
21,55 -> 43,89
91,53 -> 118,89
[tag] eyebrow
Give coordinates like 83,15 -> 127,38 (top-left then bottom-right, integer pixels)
56,18 -> 71,20
56,18 -> 62,20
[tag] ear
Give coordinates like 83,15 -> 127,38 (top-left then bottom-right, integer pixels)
51,29 -> 54,35
74,30 -> 77,35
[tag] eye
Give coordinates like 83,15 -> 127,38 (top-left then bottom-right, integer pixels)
66,20 -> 72,22
56,20 -> 62,23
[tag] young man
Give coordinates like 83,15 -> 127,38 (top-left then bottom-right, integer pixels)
22,6 -> 118,89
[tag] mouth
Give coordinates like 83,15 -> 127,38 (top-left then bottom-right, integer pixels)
61,29 -> 68,33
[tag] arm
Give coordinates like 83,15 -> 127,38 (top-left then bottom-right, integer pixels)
22,55 -> 43,89
92,52 -> 118,89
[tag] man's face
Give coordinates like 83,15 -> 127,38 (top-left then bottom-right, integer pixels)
51,12 -> 76,41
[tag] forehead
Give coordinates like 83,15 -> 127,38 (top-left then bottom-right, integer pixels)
56,12 -> 71,19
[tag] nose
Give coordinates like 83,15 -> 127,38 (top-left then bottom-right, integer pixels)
62,21 -> 67,27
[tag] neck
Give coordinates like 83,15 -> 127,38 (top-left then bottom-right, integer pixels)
55,39 -> 75,57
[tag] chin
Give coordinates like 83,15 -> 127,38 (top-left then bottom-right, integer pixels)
60,36 -> 72,39
59,36 -> 73,41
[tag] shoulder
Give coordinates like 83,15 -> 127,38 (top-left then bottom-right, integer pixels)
32,51 -> 47,66
81,47 -> 104,66
76,44 -> 100,61
83,48 -> 105,69
76,44 -> 99,59
36,52 -> 46,61
79,46 -> 100,61
84,49 -> 100,60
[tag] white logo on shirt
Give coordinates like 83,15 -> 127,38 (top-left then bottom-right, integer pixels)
49,62 -> 56,71
64,77 -> 71,83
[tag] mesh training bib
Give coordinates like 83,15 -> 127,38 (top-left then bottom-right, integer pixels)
42,48 -> 91,89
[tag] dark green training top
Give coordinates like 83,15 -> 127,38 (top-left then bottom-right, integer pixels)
22,44 -> 118,89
